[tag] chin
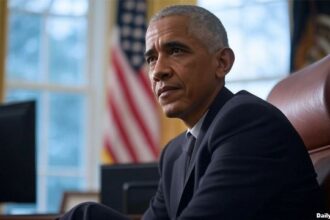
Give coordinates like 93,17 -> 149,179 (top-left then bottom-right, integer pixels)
162,106 -> 180,118
164,110 -> 179,118
161,102 -> 188,119
163,107 -> 186,120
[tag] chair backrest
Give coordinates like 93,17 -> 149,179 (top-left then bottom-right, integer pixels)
267,54 -> 330,210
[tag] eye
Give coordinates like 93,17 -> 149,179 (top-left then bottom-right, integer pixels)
146,56 -> 157,65
170,47 -> 183,54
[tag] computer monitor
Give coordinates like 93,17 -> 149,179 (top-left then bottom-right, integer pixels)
0,100 -> 36,203
101,162 -> 159,214
122,180 -> 158,214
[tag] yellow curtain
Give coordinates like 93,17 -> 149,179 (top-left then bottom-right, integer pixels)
147,0 -> 196,147
147,0 -> 196,16
0,0 -> 7,102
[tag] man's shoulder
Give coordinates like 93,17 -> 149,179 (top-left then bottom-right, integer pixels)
209,89 -> 291,136
232,90 -> 267,105
219,90 -> 277,116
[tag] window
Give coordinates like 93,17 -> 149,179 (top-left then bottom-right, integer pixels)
198,0 -> 290,99
5,0 -> 92,213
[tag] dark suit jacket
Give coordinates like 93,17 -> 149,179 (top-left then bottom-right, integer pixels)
143,87 -> 324,220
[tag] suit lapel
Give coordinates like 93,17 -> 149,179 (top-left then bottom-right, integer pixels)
176,87 -> 234,215
170,139 -> 188,216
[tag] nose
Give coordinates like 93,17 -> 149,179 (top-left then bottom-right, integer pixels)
150,56 -> 172,82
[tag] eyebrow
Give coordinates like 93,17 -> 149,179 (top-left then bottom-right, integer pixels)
144,40 -> 191,58
144,49 -> 154,59
164,41 -> 190,51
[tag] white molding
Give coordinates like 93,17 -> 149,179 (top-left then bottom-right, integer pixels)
7,81 -> 88,93
86,0 -> 112,190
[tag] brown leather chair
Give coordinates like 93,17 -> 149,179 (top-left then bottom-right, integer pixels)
267,54 -> 330,210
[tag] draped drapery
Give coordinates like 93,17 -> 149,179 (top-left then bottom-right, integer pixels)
290,0 -> 330,72
0,0 -> 7,102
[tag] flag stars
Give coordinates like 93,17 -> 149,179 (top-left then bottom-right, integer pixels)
122,13 -> 133,24
136,1 -> 146,12
124,0 -> 135,10
118,0 -> 146,70
121,25 -> 131,37
122,40 -> 131,50
133,28 -> 144,39
134,15 -> 145,26
132,42 -> 143,52
131,55 -> 143,66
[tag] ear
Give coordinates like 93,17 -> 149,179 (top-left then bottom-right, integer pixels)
215,47 -> 235,79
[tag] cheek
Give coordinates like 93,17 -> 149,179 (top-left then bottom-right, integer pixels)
147,72 -> 154,87
187,68 -> 215,95
151,81 -> 157,95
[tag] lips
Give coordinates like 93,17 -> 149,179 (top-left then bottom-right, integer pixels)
157,85 -> 180,98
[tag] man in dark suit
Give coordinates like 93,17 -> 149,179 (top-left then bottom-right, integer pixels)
59,4 -> 324,220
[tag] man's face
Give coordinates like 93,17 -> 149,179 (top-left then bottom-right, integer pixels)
145,15 -> 224,127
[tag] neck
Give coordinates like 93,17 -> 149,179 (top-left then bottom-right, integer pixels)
183,86 -> 223,128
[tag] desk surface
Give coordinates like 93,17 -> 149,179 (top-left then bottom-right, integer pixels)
0,214 -> 60,220
0,214 -> 141,220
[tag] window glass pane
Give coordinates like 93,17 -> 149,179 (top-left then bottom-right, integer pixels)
9,0 -> 52,13
7,13 -> 42,82
200,0 -> 280,10
226,78 -> 283,100
8,0 -> 25,8
47,17 -> 86,85
4,204 -> 36,215
199,0 -> 290,81
48,93 -> 85,168
199,0 -> 244,10
6,89 -> 40,102
47,176 -> 84,212
50,0 -> 88,16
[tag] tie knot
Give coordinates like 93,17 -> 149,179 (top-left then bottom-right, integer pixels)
183,132 -> 196,155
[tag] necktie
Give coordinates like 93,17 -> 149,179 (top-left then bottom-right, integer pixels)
184,133 -> 196,181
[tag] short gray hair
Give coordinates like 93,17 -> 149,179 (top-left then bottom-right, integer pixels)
149,5 -> 229,51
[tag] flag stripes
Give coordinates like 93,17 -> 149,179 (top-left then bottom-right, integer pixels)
103,0 -> 159,163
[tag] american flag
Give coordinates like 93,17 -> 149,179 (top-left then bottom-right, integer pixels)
103,0 -> 160,163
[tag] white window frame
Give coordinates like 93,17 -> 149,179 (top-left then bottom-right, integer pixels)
5,0 -> 111,213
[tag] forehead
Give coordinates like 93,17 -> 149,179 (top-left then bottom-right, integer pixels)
145,16 -> 193,46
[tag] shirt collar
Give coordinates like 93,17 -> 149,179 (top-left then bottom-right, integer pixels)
187,111 -> 208,139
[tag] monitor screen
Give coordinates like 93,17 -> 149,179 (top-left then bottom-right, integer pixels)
0,100 -> 36,203
101,162 -> 159,214
122,180 -> 158,214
